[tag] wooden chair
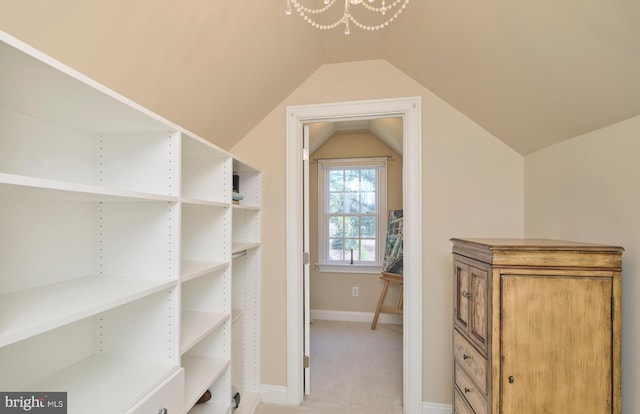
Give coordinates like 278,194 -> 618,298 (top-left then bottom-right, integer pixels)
370,271 -> 403,330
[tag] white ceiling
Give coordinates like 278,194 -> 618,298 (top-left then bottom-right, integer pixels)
1,1 -> 639,155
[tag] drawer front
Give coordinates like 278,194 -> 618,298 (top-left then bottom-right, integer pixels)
455,363 -> 487,414
128,368 -> 185,414
454,389 -> 474,414
454,330 -> 487,394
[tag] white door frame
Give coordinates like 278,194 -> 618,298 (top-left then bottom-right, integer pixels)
303,124 -> 311,395
285,96 -> 423,413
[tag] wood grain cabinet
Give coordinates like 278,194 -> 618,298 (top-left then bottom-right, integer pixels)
451,238 -> 623,414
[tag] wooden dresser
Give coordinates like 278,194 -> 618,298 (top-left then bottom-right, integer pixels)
451,238 -> 623,414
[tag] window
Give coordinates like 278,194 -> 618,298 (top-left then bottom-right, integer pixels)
317,157 -> 387,273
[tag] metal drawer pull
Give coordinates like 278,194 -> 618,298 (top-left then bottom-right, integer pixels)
157,409 -> 167,414
463,353 -> 471,360
464,387 -> 471,393
508,376 -> 515,384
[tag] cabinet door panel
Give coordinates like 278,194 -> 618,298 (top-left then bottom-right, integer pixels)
469,266 -> 488,350
501,275 -> 612,414
454,261 -> 469,331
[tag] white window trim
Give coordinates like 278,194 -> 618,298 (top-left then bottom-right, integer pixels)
316,156 -> 387,273
316,263 -> 383,273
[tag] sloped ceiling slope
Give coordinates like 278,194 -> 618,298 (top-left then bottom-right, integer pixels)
1,0 -> 640,154
383,0 -> 640,155
0,1 -> 325,150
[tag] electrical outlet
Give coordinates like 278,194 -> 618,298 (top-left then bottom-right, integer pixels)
352,287 -> 359,297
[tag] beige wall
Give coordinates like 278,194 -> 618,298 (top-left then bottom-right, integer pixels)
232,59 -> 525,404
309,132 -> 403,313
525,115 -> 640,414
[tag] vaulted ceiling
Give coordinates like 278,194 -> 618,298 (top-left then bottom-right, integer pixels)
1,1 -> 639,155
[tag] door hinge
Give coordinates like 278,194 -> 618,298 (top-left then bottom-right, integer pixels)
304,354 -> 310,368
303,252 -> 310,265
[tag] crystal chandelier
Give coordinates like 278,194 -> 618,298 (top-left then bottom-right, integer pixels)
285,0 -> 410,35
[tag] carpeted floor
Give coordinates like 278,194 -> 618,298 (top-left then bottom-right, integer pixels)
256,319 -> 403,414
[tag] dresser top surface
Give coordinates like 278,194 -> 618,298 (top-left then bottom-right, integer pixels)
451,238 -> 624,252
451,238 -> 624,268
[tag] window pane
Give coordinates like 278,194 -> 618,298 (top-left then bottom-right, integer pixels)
344,239 -> 360,261
329,238 -> 343,260
328,193 -> 344,213
361,239 -> 376,262
361,216 -> 375,238
344,192 -> 359,213
360,169 -> 376,191
345,169 -> 360,191
329,216 -> 343,237
360,191 -> 376,213
344,216 -> 359,238
329,170 -> 344,191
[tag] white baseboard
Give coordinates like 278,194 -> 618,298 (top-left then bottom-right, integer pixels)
422,401 -> 453,414
310,309 -> 403,325
260,384 -> 289,405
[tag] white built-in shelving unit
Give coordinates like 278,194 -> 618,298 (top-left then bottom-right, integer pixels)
230,160 -> 262,414
0,31 -> 261,414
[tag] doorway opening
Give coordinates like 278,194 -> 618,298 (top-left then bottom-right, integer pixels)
285,97 -> 423,413
306,118 -> 404,408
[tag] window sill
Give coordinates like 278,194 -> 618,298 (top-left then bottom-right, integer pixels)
316,263 -> 382,274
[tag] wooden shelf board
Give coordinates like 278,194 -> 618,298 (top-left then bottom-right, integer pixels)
234,391 -> 262,414
232,203 -> 260,211
182,260 -> 229,283
181,197 -> 230,208
182,311 -> 230,354
0,172 -> 178,202
187,400 -> 230,414
183,356 -> 230,409
231,242 -> 260,255
0,276 -> 177,348
232,309 -> 244,325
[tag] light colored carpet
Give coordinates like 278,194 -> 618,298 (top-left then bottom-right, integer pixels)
256,320 -> 403,414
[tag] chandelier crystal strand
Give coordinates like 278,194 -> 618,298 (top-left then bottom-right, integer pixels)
343,0 -> 351,35
360,0 -> 406,13
286,0 -> 410,35
290,0 -> 339,15
350,0 -> 408,31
